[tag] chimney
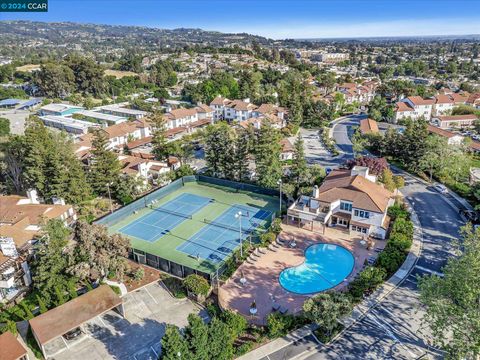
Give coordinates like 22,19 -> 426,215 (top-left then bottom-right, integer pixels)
27,189 -> 39,204
312,185 -> 320,198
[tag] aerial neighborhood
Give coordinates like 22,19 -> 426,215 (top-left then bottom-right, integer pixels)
0,3 -> 479,360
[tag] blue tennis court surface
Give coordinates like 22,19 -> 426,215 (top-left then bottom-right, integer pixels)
177,204 -> 272,263
119,193 -> 211,242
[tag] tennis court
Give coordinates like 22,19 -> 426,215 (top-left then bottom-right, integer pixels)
118,193 -> 212,242
101,177 -> 278,277
177,205 -> 272,263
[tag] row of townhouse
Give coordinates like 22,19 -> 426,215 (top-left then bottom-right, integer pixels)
394,92 -> 479,123
209,96 -> 287,129
334,81 -> 378,105
0,191 -> 76,304
287,166 -> 395,239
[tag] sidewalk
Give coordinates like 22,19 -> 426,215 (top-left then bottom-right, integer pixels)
236,324 -> 317,360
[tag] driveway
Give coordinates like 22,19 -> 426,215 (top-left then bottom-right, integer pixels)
48,282 -> 209,360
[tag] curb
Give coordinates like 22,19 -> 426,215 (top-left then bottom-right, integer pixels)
330,197 -> 423,343
237,201 -> 424,359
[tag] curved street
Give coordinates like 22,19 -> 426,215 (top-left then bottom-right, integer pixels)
262,117 -> 465,360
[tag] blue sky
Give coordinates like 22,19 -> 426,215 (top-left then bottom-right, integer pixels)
1,0 -> 480,39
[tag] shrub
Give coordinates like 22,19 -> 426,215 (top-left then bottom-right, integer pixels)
36,295 -> 48,314
376,248 -> 406,275
303,292 -> 352,337
391,217 -> 414,238
235,342 -> 253,357
270,218 -> 282,235
183,274 -> 210,297
221,310 -> 247,339
388,232 -> 413,252
133,268 -> 145,281
260,231 -> 276,247
266,312 -> 295,338
348,266 -> 387,301
387,203 -> 410,221
0,320 -> 18,335
162,276 -> 186,298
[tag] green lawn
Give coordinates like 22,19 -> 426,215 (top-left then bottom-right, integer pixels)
107,181 -> 278,274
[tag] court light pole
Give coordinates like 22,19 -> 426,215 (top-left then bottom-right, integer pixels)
277,179 -> 282,216
235,211 -> 243,258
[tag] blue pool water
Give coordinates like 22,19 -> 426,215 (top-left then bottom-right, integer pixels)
279,243 -> 354,294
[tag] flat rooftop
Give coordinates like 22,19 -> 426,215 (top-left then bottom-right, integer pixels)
40,115 -> 100,131
77,109 -> 127,123
29,285 -> 122,346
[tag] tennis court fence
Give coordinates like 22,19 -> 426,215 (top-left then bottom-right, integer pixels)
95,175 -> 279,227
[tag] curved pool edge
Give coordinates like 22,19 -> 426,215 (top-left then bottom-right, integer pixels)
278,242 -> 356,295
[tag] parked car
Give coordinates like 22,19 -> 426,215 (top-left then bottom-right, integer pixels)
433,184 -> 448,194
460,209 -> 479,223
63,327 -> 82,340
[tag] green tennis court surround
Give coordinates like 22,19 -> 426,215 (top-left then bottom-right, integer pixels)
96,176 -> 279,279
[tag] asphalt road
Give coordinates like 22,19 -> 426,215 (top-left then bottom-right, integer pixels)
266,117 -> 464,360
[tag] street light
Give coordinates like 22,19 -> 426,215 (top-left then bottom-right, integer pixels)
235,211 -> 243,258
277,179 -> 282,216
106,183 -> 113,213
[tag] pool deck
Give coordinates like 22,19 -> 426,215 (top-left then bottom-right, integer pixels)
218,223 -> 386,325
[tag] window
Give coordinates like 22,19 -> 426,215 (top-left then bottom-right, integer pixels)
354,209 -> 370,218
340,202 -> 352,211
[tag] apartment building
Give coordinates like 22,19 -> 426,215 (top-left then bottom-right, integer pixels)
394,93 -> 470,122
336,82 -> 377,105
0,192 -> 76,303
287,167 -> 394,239
74,120 -> 151,157
210,96 -> 287,127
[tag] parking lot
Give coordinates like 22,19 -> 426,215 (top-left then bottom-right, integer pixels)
47,282 -> 208,360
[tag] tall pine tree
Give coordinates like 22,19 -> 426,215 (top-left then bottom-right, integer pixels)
88,129 -> 121,196
204,122 -> 235,179
151,112 -> 170,161
290,133 -> 308,189
254,122 -> 282,188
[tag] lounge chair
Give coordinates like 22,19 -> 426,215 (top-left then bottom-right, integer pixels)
279,306 -> 288,314
272,303 -> 281,311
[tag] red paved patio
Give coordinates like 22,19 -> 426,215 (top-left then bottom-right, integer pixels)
218,224 -> 386,325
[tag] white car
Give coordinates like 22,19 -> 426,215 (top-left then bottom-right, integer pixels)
433,184 -> 448,194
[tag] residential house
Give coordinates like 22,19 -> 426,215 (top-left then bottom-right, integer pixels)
359,118 -> 379,135
336,82 -> 377,105
431,114 -> 478,129
394,96 -> 435,122
427,124 -> 467,145
280,138 -> 295,161
0,331 -> 29,360
287,167 -> 394,239
209,96 -> 258,122
467,93 -> 480,109
118,154 -> 170,185
432,94 -> 454,116
0,191 -> 76,303
74,120 -> 151,158
75,110 -> 127,126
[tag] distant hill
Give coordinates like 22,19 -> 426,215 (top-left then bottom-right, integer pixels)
0,20 -> 274,49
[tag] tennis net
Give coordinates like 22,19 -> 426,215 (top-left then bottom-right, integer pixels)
203,218 -> 254,233
152,206 -> 192,219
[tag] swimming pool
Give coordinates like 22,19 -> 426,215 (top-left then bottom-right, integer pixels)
279,243 -> 354,294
